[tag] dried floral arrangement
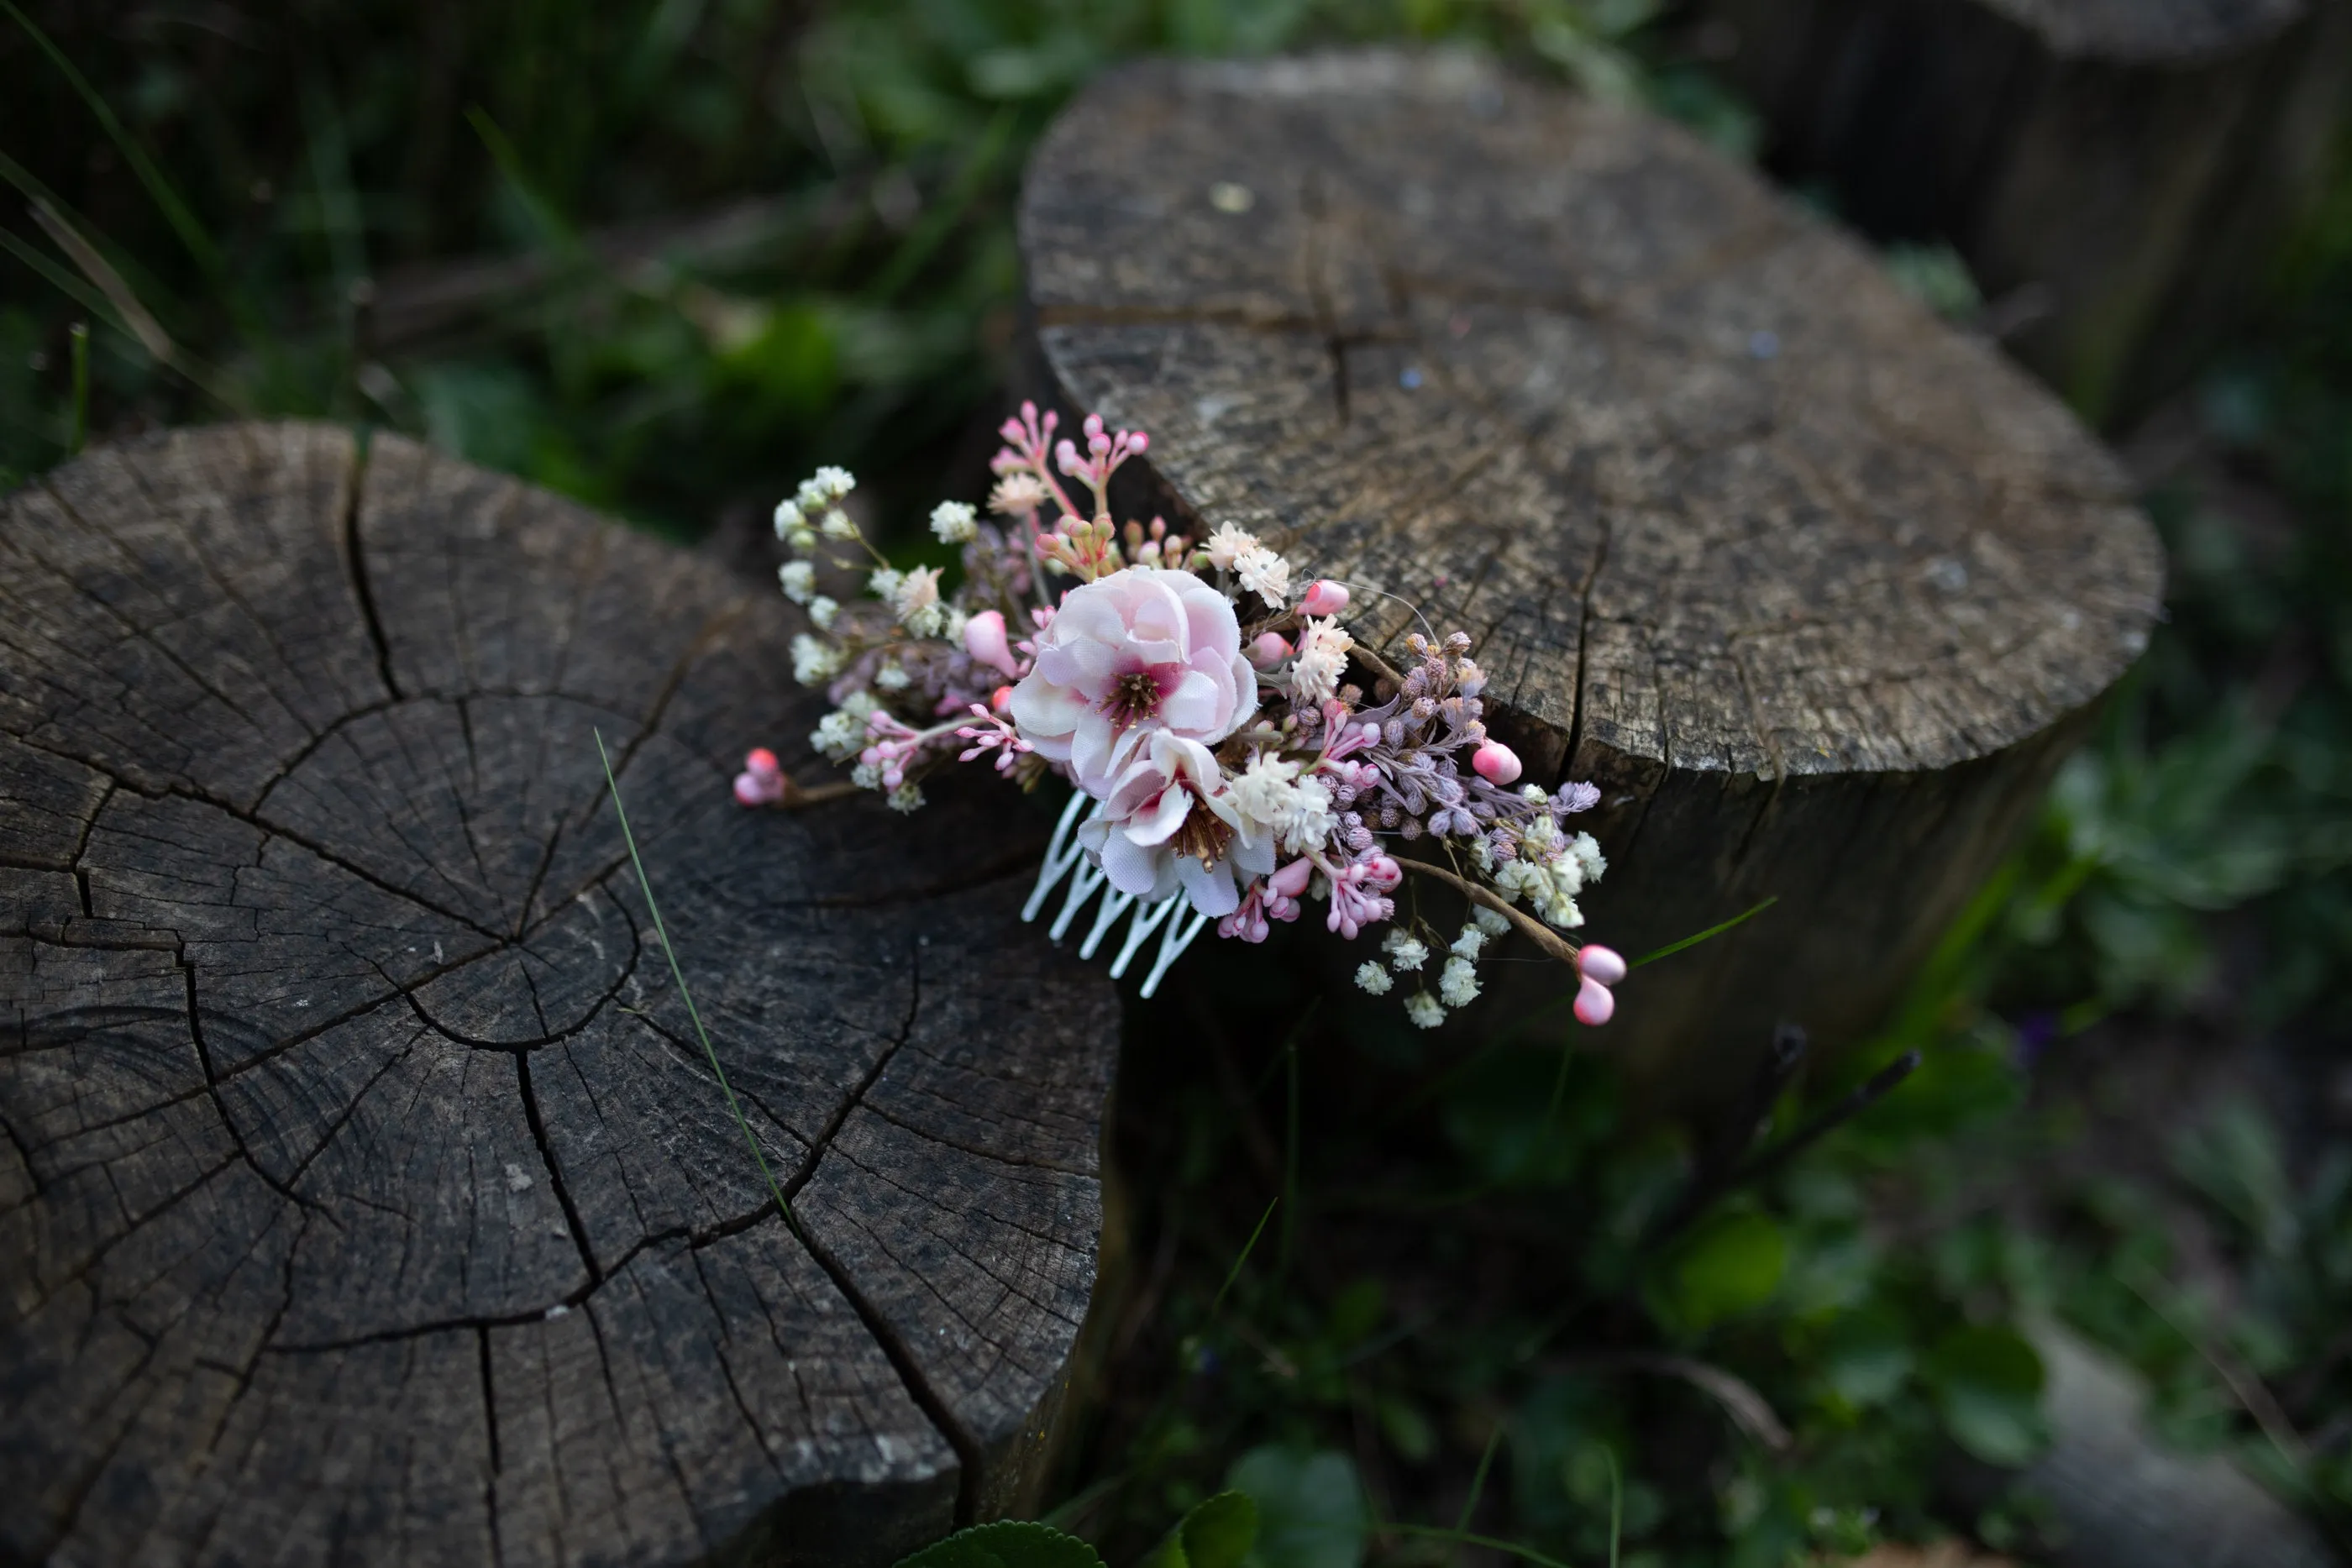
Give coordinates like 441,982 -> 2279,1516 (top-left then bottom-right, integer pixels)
735,402 -> 1627,1026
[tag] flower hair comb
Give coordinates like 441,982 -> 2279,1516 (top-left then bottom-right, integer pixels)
737,403 -> 1628,1028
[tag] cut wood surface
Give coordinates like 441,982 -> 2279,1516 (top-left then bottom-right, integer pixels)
1687,0 -> 2352,427
0,423 -> 1119,1565
1021,51 -> 2164,1096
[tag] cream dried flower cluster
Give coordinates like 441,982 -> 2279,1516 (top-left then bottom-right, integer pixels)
736,403 -> 1628,1029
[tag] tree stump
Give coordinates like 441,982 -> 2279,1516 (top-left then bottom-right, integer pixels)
0,424 -> 1120,1565
1020,52 -> 2163,1098
1683,0 -> 2352,428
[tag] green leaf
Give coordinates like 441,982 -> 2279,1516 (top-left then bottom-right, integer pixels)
1821,1306 -> 1914,1408
894,1522 -> 1105,1568
1925,1324 -> 2048,1467
1142,1491 -> 1258,1568
1650,1210 -> 1787,1331
1227,1446 -> 1367,1568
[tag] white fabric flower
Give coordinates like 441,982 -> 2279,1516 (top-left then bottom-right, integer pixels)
1204,522 -> 1258,569
779,560 -> 816,604
810,595 -> 839,630
1278,774 -> 1336,853
887,781 -> 925,814
1009,565 -> 1257,795
773,499 -> 804,538
1234,545 -> 1292,607
894,566 -> 946,635
874,662 -> 911,691
1451,926 -> 1487,960
822,508 -> 860,540
1473,905 -> 1511,936
990,473 -> 1047,517
1074,732 -> 1273,918
1354,962 -> 1393,995
1227,753 -> 1301,836
1291,616 -> 1352,704
811,465 -> 855,500
869,567 -> 904,600
1404,992 -> 1446,1029
1439,956 -> 1481,1008
931,501 -> 979,543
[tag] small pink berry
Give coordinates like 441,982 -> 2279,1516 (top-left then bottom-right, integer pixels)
1300,579 -> 1351,616
1573,976 -> 1616,1026
991,684 -> 1015,713
743,747 -> 781,780
1472,740 -> 1522,786
1578,943 -> 1626,986
1249,632 -> 1294,669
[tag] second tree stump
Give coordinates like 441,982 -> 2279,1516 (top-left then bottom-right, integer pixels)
1020,52 -> 2164,1095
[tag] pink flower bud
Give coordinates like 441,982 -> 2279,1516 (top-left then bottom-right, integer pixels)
734,748 -> 787,806
1573,976 -> 1616,1026
1472,740 -> 1522,786
1269,857 -> 1315,899
1249,632 -> 1294,669
1300,579 -> 1350,616
1578,943 -> 1626,986
963,609 -> 1020,678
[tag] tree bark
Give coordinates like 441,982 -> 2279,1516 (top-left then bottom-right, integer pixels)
1018,51 -> 2163,1106
1683,0 -> 2352,428
0,424 -> 1119,1565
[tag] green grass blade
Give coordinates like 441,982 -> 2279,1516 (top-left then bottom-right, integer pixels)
1606,1445 -> 1622,1568
1630,895 -> 1777,968
67,322 -> 87,454
596,729 -> 790,1225
2,0 -> 222,281
468,108 -> 584,259
1455,1424 -> 1504,1533
1209,1197 -> 1279,1321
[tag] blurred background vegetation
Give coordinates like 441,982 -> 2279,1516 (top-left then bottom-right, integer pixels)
3,1 -> 2348,1564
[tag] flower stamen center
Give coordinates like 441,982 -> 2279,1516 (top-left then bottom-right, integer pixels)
1101,668 -> 1170,732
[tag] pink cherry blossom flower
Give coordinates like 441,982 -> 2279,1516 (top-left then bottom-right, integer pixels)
1076,732 -> 1274,917
1010,566 -> 1257,794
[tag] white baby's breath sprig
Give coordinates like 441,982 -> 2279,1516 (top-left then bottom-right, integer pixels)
931,501 -> 979,543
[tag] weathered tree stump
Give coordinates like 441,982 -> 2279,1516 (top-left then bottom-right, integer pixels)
0,424 -> 1119,1565
1684,0 -> 2352,428
1021,52 -> 2164,1097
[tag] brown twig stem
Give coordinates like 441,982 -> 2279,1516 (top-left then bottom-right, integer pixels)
1397,857 -> 1582,968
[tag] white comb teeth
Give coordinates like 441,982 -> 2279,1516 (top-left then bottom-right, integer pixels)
1023,790 -> 1211,999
